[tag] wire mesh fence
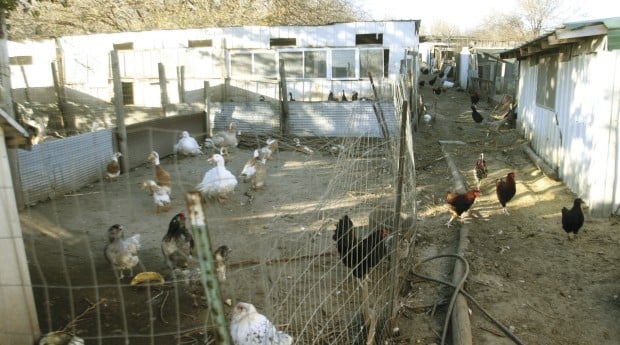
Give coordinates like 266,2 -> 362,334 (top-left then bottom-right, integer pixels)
9,94 -> 417,344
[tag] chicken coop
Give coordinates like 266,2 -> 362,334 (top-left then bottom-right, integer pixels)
1,20 -> 424,344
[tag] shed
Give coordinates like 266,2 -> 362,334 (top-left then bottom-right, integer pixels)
0,109 -> 39,344
500,17 -> 620,216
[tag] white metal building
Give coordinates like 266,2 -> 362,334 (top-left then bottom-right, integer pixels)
500,17 -> 620,217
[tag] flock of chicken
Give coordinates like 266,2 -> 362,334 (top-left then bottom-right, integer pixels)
443,94 -> 586,240
101,123 -> 295,344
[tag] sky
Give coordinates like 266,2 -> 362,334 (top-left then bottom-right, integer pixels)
356,0 -> 620,33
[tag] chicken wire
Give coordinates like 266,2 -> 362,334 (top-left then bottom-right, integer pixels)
13,97 -> 417,344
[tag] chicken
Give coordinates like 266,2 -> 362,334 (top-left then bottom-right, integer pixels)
196,153 -> 238,203
230,302 -> 293,345
38,331 -> 84,345
332,215 -> 390,279
139,179 -> 171,213
562,198 -> 585,240
288,92 -> 295,101
174,130 -> 202,156
428,75 -> 438,86
173,245 -> 231,307
470,91 -> 480,105
214,245 -> 232,282
445,190 -> 482,227
205,122 -> 238,150
147,151 -> 172,190
496,172 -> 516,215
293,138 -> 314,155
240,150 -> 267,191
473,153 -> 488,189
471,105 -> 483,123
259,138 -> 278,160
327,90 -> 335,101
351,91 -> 359,101
341,90 -> 347,102
104,224 -> 141,279
105,152 -> 122,181
161,212 -> 195,269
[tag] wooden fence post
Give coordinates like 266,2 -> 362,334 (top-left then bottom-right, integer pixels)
110,50 -> 129,174
177,66 -> 185,103
204,81 -> 211,137
279,61 -> 289,136
158,62 -> 169,115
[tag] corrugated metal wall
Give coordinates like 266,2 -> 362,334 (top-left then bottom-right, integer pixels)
12,102 -> 397,207
517,50 -> 620,216
288,102 -> 397,137
15,129 -> 113,206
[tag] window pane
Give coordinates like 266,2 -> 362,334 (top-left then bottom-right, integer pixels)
230,53 -> 252,77
360,49 -> 383,79
332,49 -> 356,78
280,51 -> 303,78
536,55 -> 558,110
254,52 -> 276,78
304,50 -> 326,78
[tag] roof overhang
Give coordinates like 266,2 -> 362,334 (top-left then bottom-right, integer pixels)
500,19 -> 616,60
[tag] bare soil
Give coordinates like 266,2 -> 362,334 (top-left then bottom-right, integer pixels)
20,87 -> 620,344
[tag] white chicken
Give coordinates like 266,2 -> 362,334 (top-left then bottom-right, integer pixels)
259,138 -> 278,160
104,224 -> 141,279
196,153 -> 238,203
174,131 -> 202,156
204,122 -> 238,150
293,137 -> 314,155
140,179 -> 171,213
230,302 -> 293,345
105,152 -> 122,181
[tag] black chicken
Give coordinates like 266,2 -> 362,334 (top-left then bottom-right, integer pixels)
161,212 -> 195,269
351,91 -> 359,101
471,105 -> 483,123
327,90 -> 334,101
562,198 -> 585,240
341,90 -> 348,102
332,215 -> 390,279
470,91 -> 480,105
428,75 -> 438,86
496,172 -> 516,215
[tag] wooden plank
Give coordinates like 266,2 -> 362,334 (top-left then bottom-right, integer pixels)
555,24 -> 607,40
522,143 -> 560,181
0,127 -> 40,344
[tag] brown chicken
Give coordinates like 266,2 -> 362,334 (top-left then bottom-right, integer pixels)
147,151 -> 172,190
445,190 -> 481,227
496,172 -> 516,215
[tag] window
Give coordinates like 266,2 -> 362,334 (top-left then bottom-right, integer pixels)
270,38 -> 296,47
230,51 -> 277,79
332,49 -> 356,78
536,55 -> 558,110
356,33 -> 383,45
230,53 -> 252,77
279,51 -> 303,78
113,42 -> 133,50
360,49 -> 384,79
254,52 -> 277,78
279,50 -> 327,78
121,82 -> 134,105
304,51 -> 327,78
188,39 -> 212,48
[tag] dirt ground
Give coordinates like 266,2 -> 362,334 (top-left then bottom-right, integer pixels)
19,86 -> 620,344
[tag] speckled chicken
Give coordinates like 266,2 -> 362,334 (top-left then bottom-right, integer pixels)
230,302 -> 293,345
161,212 -> 195,269
473,153 -> 488,189
104,224 -> 141,279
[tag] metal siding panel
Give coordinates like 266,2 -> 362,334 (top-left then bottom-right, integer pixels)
210,102 -> 279,134
17,129 -> 113,206
288,102 -> 396,137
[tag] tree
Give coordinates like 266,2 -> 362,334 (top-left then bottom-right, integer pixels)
5,0 -> 363,40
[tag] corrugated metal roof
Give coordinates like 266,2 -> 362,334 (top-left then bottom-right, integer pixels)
500,17 -> 619,59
